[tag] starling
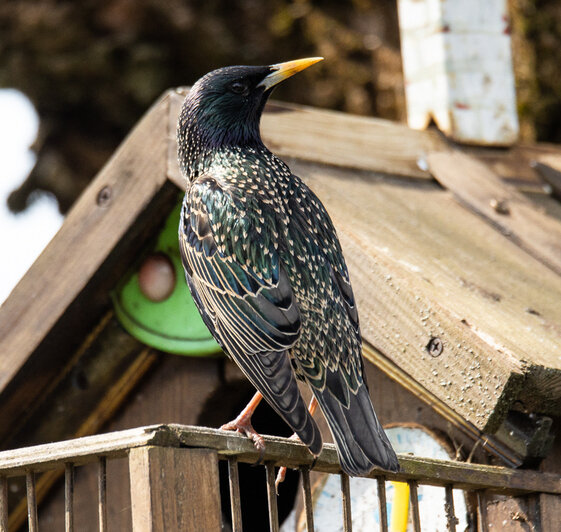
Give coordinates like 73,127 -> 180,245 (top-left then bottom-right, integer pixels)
177,58 -> 399,476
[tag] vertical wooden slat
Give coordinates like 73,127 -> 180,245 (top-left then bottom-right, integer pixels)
477,491 -> 488,532
444,485 -> 457,532
26,471 -> 39,532
98,457 -> 107,532
65,463 -> 75,532
265,463 -> 279,532
0,476 -> 8,532
228,458 -> 243,532
539,493 -> 561,532
340,473 -> 352,532
301,468 -> 314,532
129,446 -> 222,532
376,476 -> 388,532
408,480 -> 421,532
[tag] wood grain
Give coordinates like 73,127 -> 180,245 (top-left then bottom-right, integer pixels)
539,493 -> 561,532
169,88 -> 561,191
484,494 -> 540,531
1,424 -> 560,495
0,94 -> 168,387
166,91 -> 561,432
129,446 -> 222,532
4,312 -> 159,532
168,88 -> 441,181
35,355 -> 222,532
290,159 -> 561,422
428,151 -> 561,276
0,93 -> 177,445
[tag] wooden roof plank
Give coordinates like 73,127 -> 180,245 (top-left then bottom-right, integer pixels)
0,94 -> 171,405
165,95 -> 561,431
290,160 -> 561,421
428,151 -> 561,277
319,211 -> 524,433
170,89 -> 561,191
169,88 -> 441,181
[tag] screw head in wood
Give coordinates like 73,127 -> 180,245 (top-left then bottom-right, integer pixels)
97,186 -> 112,207
426,336 -> 443,357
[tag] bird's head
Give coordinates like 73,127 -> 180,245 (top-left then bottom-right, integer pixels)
178,57 -> 323,168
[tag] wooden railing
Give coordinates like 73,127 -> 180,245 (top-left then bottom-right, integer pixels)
0,424 -> 560,531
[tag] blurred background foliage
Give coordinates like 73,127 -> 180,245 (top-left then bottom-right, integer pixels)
0,0 -> 559,214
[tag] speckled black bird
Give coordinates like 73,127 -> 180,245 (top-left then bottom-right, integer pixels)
177,58 -> 399,476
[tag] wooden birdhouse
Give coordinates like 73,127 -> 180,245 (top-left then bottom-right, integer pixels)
2,83 -> 561,529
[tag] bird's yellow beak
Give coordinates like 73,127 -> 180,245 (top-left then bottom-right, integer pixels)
258,57 -> 324,91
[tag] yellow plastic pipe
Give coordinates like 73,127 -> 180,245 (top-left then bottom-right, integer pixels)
390,481 -> 410,532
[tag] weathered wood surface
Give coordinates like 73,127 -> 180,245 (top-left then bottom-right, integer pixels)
168,87 -> 440,182
0,92 -> 178,446
129,446 -> 222,532
166,92 -> 561,437
293,161 -> 561,422
37,355 -> 224,532
6,313 -> 159,532
1,425 -> 560,496
484,494 -> 541,532
429,151 -> 561,277
169,89 -> 559,190
539,493 -> 561,532
0,477 -> 7,532
4,313 -> 157,451
98,457 -> 107,532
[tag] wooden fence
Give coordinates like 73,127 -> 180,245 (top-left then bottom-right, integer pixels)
0,424 -> 560,531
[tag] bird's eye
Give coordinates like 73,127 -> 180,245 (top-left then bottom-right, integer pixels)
229,81 -> 248,95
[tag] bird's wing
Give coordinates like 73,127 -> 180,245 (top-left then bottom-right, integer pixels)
179,174 -> 321,454
286,175 -> 361,382
287,176 -> 399,473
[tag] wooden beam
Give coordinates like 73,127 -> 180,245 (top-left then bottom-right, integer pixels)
0,426 -> 177,476
286,157 -> 561,421
5,313 -> 159,532
362,343 -> 523,467
428,151 -> 561,277
172,425 -> 561,495
0,425 -> 559,496
129,446 -> 222,532
169,88 -> 561,191
0,92 -> 177,444
539,493 -> 561,532
168,88 -> 441,182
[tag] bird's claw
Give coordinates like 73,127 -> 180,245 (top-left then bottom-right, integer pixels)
221,418 -> 266,454
275,433 -> 301,492
275,466 -> 288,493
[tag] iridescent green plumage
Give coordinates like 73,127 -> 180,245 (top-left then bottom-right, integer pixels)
177,60 -> 399,475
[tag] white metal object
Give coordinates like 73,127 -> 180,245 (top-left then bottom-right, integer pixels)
398,0 -> 519,146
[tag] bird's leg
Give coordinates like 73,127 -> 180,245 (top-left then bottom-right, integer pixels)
221,391 -> 266,453
276,396 -> 319,491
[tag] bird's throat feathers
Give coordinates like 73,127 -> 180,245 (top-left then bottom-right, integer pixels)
178,86 -> 267,181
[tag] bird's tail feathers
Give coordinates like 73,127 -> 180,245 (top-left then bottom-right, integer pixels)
314,382 -> 399,476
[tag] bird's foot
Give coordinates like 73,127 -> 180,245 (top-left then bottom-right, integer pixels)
221,416 -> 266,455
275,433 -> 301,491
